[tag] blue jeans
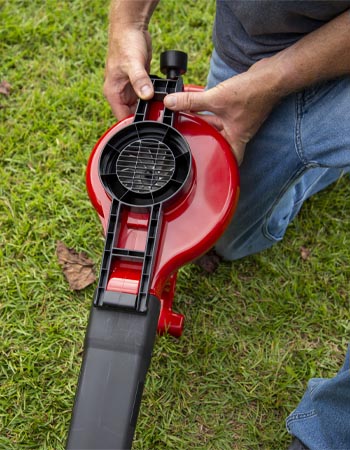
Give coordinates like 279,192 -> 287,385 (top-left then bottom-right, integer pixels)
207,49 -> 350,449
286,347 -> 350,450
207,50 -> 350,261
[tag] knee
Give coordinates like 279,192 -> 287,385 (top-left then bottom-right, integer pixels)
214,223 -> 280,261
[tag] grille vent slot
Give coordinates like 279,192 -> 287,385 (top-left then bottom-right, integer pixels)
116,139 -> 175,194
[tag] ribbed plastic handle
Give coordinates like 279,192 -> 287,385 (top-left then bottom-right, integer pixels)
66,295 -> 160,450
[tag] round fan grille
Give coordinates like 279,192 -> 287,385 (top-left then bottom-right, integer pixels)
99,121 -> 192,206
116,139 -> 175,194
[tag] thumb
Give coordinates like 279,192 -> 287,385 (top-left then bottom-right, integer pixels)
128,63 -> 154,100
164,91 -> 209,112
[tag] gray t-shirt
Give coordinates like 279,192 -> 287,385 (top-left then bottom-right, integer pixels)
213,0 -> 350,72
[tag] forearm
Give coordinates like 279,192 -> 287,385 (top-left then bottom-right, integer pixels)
163,9 -> 350,164
109,0 -> 159,33
268,9 -> 350,97
104,1 -> 160,118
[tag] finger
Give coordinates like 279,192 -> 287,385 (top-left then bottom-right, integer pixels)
111,102 -> 135,122
196,113 -> 224,131
164,91 -> 209,113
128,63 -> 154,100
232,145 -> 245,166
103,88 -> 130,121
222,135 -> 246,166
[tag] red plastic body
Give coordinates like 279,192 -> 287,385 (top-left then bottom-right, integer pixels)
86,88 -> 239,336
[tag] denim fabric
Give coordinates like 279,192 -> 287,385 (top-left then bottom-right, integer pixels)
286,347 -> 350,450
206,49 -> 350,261
207,49 -> 350,449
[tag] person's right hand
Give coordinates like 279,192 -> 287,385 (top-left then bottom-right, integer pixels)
103,27 -> 154,121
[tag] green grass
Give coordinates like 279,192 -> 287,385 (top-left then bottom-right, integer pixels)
1,1 -> 349,449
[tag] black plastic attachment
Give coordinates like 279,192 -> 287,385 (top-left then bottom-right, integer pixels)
99,121 -> 191,207
67,51 -> 189,450
134,75 -> 184,126
93,200 -> 163,313
95,60 -> 191,314
160,50 -> 187,79
66,295 -> 160,450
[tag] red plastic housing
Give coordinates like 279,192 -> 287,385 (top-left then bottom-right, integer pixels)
86,90 -> 239,336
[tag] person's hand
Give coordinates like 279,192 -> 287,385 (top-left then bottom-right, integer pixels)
164,58 -> 284,165
103,28 -> 154,120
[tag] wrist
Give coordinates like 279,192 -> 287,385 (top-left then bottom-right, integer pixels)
109,0 -> 159,30
247,57 -> 287,104
267,50 -> 305,97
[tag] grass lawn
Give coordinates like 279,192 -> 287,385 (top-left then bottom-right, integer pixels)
1,1 -> 349,449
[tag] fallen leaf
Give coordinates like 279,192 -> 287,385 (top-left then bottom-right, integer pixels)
0,80 -> 11,96
56,241 -> 96,290
300,246 -> 311,261
193,248 -> 222,274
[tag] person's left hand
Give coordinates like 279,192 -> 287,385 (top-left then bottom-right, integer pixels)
164,59 -> 284,165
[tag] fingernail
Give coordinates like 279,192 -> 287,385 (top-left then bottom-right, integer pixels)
140,85 -> 152,97
165,95 -> 176,107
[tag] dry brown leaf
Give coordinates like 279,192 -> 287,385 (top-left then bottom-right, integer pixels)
0,80 -> 11,96
300,246 -> 311,261
56,240 -> 96,290
193,248 -> 222,274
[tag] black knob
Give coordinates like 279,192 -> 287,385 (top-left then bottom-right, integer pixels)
160,50 -> 188,79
